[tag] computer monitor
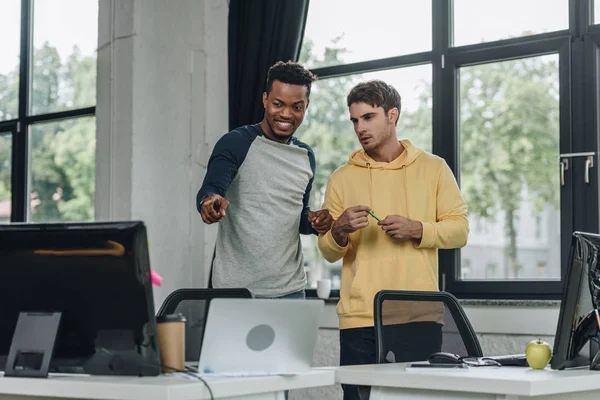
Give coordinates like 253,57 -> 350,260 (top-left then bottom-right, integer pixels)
0,221 -> 161,376
551,231 -> 600,370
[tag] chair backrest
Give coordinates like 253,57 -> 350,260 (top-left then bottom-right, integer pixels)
374,290 -> 482,364
156,288 -> 252,362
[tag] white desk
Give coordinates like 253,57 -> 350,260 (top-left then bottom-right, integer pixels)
0,369 -> 334,400
335,363 -> 600,400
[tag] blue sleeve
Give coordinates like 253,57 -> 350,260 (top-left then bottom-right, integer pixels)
196,128 -> 255,212
297,143 -> 317,235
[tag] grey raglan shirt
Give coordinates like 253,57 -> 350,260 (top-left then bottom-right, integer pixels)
196,124 -> 316,297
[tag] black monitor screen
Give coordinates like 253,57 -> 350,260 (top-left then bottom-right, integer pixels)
0,221 -> 160,376
551,231 -> 600,370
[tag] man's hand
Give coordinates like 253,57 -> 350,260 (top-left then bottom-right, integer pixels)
378,215 -> 423,241
331,205 -> 371,246
308,209 -> 333,235
200,194 -> 230,224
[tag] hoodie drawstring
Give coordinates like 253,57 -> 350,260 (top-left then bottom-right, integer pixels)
403,166 -> 410,219
366,163 -> 374,212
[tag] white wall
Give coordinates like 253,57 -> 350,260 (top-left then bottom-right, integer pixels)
95,0 -> 228,309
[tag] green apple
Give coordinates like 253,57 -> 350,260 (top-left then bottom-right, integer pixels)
525,338 -> 552,369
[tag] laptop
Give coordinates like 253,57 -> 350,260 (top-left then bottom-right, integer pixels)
197,298 -> 324,376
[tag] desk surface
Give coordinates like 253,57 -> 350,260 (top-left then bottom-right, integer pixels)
335,363 -> 600,397
0,370 -> 334,400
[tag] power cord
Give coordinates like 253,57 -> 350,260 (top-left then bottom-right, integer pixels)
95,349 -> 214,399
161,364 -> 214,400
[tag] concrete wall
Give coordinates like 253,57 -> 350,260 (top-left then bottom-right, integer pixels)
96,0 -> 228,309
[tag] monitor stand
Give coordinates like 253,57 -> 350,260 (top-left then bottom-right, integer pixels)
4,312 -> 61,378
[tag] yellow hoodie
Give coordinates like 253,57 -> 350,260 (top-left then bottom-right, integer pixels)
318,139 -> 469,330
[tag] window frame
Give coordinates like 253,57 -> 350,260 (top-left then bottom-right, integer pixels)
0,0 -> 96,223
304,0 -> 598,300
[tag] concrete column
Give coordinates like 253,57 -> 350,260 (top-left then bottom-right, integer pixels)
96,0 -> 228,308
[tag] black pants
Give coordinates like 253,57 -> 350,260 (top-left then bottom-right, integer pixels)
339,322 -> 443,400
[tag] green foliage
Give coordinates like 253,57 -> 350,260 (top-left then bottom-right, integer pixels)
0,42 -> 96,222
458,57 -> 559,275
0,135 -> 10,201
297,38 -> 363,208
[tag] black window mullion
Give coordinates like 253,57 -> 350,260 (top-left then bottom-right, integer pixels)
27,107 -> 96,125
558,40 -> 576,283
14,0 -> 32,222
446,36 -> 571,67
433,0 -> 457,292
309,51 -> 434,80
570,0 -> 585,39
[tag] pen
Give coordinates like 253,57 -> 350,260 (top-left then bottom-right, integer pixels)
367,210 -> 380,221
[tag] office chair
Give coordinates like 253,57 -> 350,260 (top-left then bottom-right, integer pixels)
156,288 -> 252,362
374,290 -> 483,364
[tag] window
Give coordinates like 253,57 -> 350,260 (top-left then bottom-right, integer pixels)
461,259 -> 472,279
0,133 -> 11,222
0,0 -> 20,121
453,0 -> 568,46
31,0 -> 97,115
299,0 -> 598,300
299,0 -> 431,69
29,117 -> 95,222
595,1 -> 600,24
485,262 -> 499,279
537,261 -> 547,277
459,55 -> 561,281
0,0 -> 97,223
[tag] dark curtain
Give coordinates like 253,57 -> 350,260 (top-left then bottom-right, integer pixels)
228,0 -> 310,130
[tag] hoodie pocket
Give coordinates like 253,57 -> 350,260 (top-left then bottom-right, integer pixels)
348,261 -> 370,314
345,255 -> 439,317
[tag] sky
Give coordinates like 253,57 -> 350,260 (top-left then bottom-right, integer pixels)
302,0 -> 576,113
0,0 -> 98,75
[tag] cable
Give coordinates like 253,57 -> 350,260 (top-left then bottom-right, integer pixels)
96,348 -> 214,399
161,364 -> 214,400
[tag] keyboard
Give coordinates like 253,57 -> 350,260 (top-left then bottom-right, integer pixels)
484,354 -> 528,367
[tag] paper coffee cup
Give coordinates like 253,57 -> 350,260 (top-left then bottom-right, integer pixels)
156,313 -> 186,373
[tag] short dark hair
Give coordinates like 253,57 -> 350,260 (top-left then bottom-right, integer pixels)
346,80 -> 402,125
266,61 -> 318,98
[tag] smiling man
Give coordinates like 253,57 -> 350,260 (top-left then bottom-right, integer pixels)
318,80 -> 469,400
197,61 -> 332,299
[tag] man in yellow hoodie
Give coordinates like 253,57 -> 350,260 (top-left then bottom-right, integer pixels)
318,80 -> 469,400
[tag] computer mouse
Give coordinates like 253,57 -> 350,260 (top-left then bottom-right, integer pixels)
427,352 -> 462,364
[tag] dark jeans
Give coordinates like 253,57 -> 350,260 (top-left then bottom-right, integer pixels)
339,322 -> 443,400
274,290 -> 306,299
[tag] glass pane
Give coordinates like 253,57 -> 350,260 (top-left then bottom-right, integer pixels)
0,134 -> 12,223
297,64 -> 433,289
595,0 -> 600,24
29,117 -> 95,222
0,0 -> 20,121
299,0 -> 431,69
453,0 -> 568,46
459,54 -> 561,281
31,0 -> 98,115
